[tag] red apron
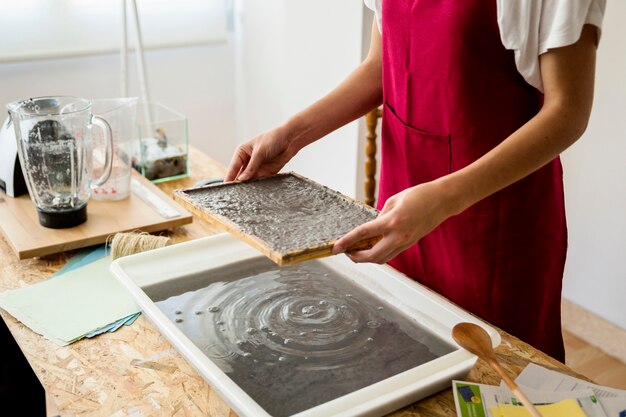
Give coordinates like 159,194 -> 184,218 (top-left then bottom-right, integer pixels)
379,0 -> 567,361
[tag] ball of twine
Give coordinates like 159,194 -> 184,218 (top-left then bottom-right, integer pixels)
108,232 -> 171,260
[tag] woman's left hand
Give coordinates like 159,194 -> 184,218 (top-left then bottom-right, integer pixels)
332,181 -> 460,264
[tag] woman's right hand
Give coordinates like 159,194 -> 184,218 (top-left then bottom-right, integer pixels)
224,125 -> 300,182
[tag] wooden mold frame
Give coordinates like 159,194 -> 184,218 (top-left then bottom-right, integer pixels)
173,172 -> 381,265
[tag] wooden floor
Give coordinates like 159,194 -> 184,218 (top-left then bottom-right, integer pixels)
44,330 -> 626,416
563,329 -> 626,390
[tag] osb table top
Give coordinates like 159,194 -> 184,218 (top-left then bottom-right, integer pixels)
0,146 -> 588,417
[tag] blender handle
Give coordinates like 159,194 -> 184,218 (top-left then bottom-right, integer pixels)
91,115 -> 114,187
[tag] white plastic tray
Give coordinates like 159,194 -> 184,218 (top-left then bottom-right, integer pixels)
111,233 -> 500,417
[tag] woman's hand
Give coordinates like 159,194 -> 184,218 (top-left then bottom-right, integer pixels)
224,125 -> 301,182
332,180 -> 461,264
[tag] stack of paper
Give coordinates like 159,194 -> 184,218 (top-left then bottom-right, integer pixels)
453,363 -> 626,417
0,246 -> 140,345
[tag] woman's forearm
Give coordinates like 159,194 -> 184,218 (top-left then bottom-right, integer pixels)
436,25 -> 598,217
281,20 -> 383,151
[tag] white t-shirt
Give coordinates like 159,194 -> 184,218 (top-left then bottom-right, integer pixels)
363,0 -> 606,92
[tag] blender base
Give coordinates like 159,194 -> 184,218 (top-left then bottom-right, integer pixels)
37,205 -> 87,229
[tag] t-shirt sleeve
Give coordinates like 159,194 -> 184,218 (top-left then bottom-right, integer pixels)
363,0 -> 382,33
497,0 -> 606,92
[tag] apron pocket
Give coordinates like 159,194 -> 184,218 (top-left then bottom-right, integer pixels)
383,103 -> 452,185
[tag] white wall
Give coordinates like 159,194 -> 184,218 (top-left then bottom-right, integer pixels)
234,0 -> 366,197
561,0 -> 626,329
0,44 -> 237,166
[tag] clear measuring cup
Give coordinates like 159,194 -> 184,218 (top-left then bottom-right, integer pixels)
7,96 -> 113,228
91,97 -> 138,201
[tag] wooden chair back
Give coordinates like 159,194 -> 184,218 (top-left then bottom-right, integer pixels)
364,108 -> 382,207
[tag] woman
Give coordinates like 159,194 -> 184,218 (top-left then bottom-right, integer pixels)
225,0 -> 605,361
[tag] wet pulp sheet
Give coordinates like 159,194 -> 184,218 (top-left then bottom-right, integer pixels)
175,173 -> 379,263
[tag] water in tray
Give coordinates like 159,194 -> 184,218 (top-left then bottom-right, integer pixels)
155,259 -> 455,417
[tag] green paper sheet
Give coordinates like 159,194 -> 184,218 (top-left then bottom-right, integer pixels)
0,257 -> 139,345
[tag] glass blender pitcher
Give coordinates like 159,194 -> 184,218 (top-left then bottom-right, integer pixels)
7,96 -> 113,228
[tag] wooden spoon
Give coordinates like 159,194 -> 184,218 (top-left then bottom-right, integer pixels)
452,322 -> 542,417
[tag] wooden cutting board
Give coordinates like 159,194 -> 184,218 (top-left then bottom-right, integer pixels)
0,171 -> 192,259
173,172 -> 380,265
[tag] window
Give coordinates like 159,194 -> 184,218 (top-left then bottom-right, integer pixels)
0,0 -> 228,63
